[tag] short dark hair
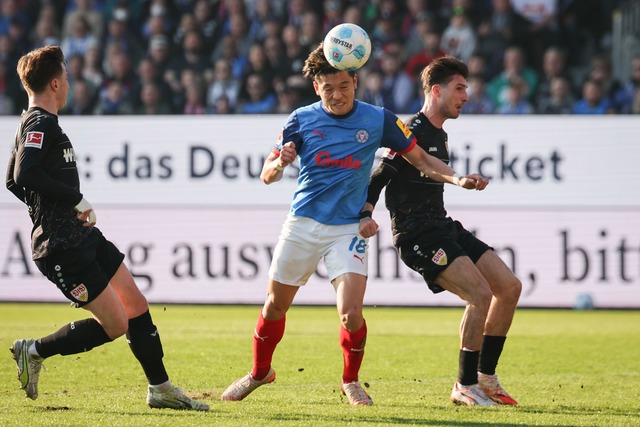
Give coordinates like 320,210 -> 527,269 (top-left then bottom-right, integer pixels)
16,45 -> 65,94
420,56 -> 469,92
302,43 -> 355,80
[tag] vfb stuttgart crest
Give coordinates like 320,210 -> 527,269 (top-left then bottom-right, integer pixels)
354,129 -> 369,143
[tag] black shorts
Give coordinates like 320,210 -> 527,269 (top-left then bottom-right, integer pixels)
396,219 -> 491,294
34,228 -> 125,307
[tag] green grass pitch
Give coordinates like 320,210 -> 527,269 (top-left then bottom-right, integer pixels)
0,303 -> 638,426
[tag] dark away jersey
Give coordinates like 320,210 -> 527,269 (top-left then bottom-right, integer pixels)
6,107 -> 90,259
367,112 -> 451,244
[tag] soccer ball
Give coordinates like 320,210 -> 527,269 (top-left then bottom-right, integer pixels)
323,23 -> 371,71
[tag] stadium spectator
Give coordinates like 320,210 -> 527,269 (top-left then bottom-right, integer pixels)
60,16 -> 97,58
536,75 -> 574,114
0,0 -> 29,37
183,78 -> 208,114
400,0 -> 431,40
496,77 -> 534,114
475,0 -> 517,76
240,42 -> 276,98
299,11 -> 323,52
467,52 -> 491,81
236,72 -> 277,114
359,67 -> 393,108
440,9 -> 477,62
94,80 -> 134,115
379,42 -> 415,113
534,46 -> 574,110
631,89 -> 640,114
487,46 -> 538,109
212,34 -> 247,80
193,0 -> 219,48
285,0 -> 312,28
61,77 -> 96,115
173,12 -> 197,50
273,81 -> 302,113
248,0 -> 284,41
82,42 -> 104,88
572,77 -> 612,114
281,24 -> 307,77
509,0 -> 561,70
102,13 -> 144,65
132,56 -> 171,112
322,0 -> 344,34
263,34 -> 290,81
136,81 -> 172,114
225,11 -> 253,60
167,29 -> 211,78
220,42 -> 454,407
147,34 -> 173,79
363,56 -> 520,407
207,57 -> 240,111
7,45 -> 208,411
404,30 -> 446,80
61,0 -> 103,42
30,14 -> 61,50
461,74 -> 495,114
211,93 -> 233,114
613,55 -> 640,114
585,54 -> 622,111
0,59 -> 16,114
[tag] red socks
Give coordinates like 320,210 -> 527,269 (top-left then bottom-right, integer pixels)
340,321 -> 367,383
251,312 -> 285,380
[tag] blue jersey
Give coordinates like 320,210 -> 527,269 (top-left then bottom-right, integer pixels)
274,100 -> 416,225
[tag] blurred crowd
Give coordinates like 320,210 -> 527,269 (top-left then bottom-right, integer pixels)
0,0 -> 639,116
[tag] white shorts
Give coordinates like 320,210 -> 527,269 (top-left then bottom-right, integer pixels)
269,215 -> 369,286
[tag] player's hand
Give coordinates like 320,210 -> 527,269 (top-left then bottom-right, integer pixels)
458,174 -> 489,191
278,141 -> 297,168
358,217 -> 378,238
74,198 -> 97,227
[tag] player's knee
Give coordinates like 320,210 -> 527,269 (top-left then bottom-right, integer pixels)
338,309 -> 364,331
104,315 -> 129,340
506,277 -> 523,303
473,285 -> 493,312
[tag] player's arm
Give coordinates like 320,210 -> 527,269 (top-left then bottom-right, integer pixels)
260,141 -> 297,184
260,112 -> 301,185
14,122 -> 95,224
6,149 -> 26,203
402,144 -> 488,190
358,152 -> 398,238
381,110 -> 487,190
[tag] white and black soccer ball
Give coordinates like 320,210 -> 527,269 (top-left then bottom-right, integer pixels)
323,23 -> 371,71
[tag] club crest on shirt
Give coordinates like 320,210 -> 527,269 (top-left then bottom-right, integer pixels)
354,129 -> 369,143
25,131 -> 44,149
431,248 -> 448,266
70,284 -> 89,302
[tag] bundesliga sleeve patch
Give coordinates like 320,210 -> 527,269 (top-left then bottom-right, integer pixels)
395,119 -> 412,139
25,131 -> 44,149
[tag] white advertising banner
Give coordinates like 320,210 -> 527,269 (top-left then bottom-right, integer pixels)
1,116 -> 638,308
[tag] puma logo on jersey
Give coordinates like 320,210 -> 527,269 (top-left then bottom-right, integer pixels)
353,254 -> 364,264
63,148 -> 76,163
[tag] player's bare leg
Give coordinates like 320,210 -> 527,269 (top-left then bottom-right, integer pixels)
436,257 -> 496,406
474,251 -> 521,405
221,280 -> 297,401
333,273 -> 372,405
